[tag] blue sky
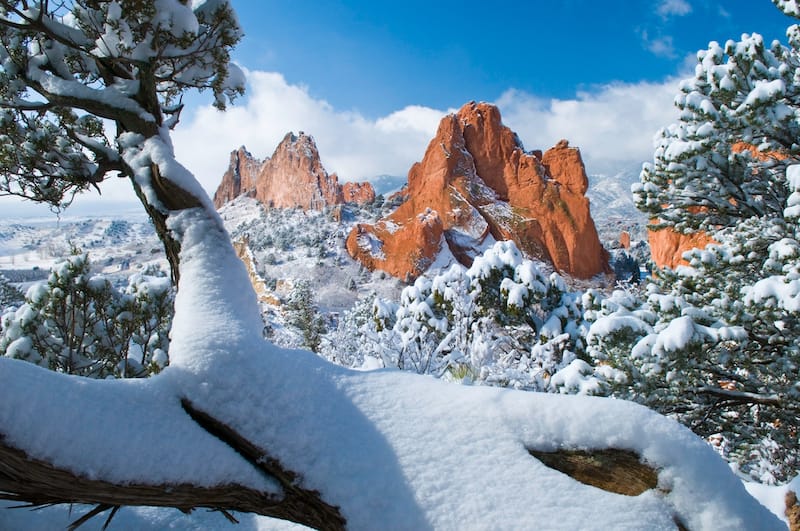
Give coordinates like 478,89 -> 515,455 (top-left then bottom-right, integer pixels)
2,0 -> 798,216
231,0 -> 793,117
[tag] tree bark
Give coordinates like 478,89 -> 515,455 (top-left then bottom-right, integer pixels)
0,398 -> 346,530
127,161 -> 202,285
787,491 -> 800,531
528,448 -> 659,497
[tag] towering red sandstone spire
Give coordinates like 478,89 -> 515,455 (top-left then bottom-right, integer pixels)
346,101 -> 609,280
212,146 -> 261,207
213,132 -> 375,210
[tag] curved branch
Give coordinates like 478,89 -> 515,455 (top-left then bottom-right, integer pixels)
696,386 -> 783,406
0,399 -> 346,531
0,436 -> 280,519
180,399 -> 345,531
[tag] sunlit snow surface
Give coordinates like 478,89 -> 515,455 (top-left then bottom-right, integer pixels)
0,207 -> 785,530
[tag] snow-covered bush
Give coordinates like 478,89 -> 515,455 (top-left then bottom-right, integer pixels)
0,254 -> 173,378
325,241 -> 607,394
0,273 -> 23,308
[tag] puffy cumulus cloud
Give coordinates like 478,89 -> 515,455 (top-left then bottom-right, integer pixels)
657,0 -> 692,18
494,78 -> 682,175
2,73 -> 687,217
173,69 -> 685,198
645,34 -> 677,58
172,71 -> 447,195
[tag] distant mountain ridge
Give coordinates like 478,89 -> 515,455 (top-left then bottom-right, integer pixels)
368,174 -> 406,196
586,165 -> 645,223
213,132 -> 375,210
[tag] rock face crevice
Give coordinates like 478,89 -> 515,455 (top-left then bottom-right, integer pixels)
347,101 -> 608,280
213,133 -> 375,210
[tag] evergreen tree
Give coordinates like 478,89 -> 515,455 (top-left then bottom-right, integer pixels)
284,280 -> 326,352
634,11 -> 800,234
339,241 -> 606,393
321,294 -> 381,368
589,1 -> 800,482
0,273 -> 22,308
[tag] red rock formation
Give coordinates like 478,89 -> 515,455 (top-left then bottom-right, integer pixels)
232,237 -> 280,306
620,231 -> 631,250
648,225 -> 716,269
541,139 -> 588,195
213,146 -> 261,207
347,209 -> 444,282
213,132 -> 375,210
346,101 -> 609,281
341,181 -> 376,204
387,185 -> 409,203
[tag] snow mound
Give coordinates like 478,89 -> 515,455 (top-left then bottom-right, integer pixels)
0,207 -> 783,530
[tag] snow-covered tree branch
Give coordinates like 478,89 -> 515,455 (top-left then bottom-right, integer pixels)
0,0 -> 243,282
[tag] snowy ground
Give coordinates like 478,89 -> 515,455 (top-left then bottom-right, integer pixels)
0,210 -> 167,278
0,202 -> 791,530
0,502 -> 309,530
218,196 -> 405,313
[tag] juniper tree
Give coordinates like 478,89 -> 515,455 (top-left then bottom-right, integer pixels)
0,253 -> 173,378
284,279 -> 326,352
0,272 -> 22,307
0,0 -> 244,283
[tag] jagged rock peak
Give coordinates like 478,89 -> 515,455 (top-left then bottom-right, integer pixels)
347,101 -> 609,281
213,133 -> 375,211
213,146 -> 262,208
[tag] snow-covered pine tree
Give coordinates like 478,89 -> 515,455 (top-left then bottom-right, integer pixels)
341,241 -> 607,393
0,273 -> 22,308
634,8 -> 800,233
590,0 -> 800,482
321,294 -> 379,368
284,279 -> 326,352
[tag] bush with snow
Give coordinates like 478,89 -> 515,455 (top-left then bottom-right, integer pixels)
324,240 -> 608,394
0,253 -> 173,378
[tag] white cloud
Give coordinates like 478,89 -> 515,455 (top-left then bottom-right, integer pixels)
172,70 -> 684,198
495,79 -> 681,174
648,35 -> 677,58
172,71 -> 448,195
1,70 -> 686,218
638,29 -> 677,58
657,0 -> 692,18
